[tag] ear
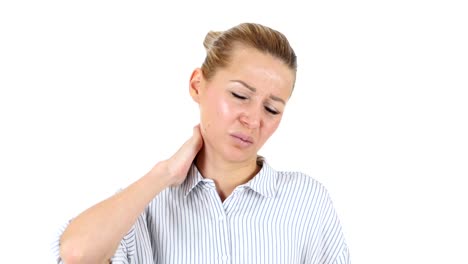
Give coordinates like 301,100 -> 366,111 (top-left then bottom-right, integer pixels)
189,68 -> 203,103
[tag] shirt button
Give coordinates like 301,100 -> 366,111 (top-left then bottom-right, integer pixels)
222,255 -> 229,261
218,215 -> 225,221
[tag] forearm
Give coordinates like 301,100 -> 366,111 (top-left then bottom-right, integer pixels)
59,161 -> 171,264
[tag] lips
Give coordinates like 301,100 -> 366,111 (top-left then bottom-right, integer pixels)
230,132 -> 254,144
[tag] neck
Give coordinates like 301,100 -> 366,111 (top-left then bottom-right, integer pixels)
195,146 -> 259,201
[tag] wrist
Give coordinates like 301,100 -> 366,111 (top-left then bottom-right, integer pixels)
147,161 -> 173,190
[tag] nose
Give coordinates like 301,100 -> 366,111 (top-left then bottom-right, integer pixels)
239,106 -> 261,129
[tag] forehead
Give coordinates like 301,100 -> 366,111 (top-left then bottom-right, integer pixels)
219,46 -> 295,98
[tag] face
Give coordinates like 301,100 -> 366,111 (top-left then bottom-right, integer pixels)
190,46 -> 295,163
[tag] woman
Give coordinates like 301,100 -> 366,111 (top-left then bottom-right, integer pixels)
55,22 -> 350,264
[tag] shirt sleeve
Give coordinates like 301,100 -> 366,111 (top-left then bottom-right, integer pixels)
111,210 -> 154,264
51,220 -> 70,264
302,183 -> 351,264
333,245 -> 351,264
52,210 -> 153,264
320,191 -> 351,264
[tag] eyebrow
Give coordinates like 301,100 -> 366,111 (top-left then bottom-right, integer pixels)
230,80 -> 286,105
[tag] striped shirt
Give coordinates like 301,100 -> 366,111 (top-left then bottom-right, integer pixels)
53,157 -> 350,263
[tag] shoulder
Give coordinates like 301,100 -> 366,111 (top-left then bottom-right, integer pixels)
276,169 -> 329,194
260,157 -> 328,197
274,169 -> 335,207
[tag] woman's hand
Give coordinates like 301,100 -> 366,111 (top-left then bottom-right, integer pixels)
59,126 -> 203,264
152,125 -> 204,187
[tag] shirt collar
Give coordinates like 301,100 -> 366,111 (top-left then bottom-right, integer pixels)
243,156 -> 278,198
181,156 -> 279,198
180,163 -> 205,197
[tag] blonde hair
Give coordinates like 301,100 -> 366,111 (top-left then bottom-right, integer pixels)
201,23 -> 297,83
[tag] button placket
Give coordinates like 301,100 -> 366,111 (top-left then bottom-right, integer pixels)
209,188 -> 231,263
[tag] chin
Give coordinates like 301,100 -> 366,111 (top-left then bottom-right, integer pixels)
221,147 -> 257,163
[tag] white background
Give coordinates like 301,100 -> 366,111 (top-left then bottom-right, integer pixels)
1,0 -> 467,263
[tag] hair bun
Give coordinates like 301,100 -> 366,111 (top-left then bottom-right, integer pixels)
203,30 -> 223,52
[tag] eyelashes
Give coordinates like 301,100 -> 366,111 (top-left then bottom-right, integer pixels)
231,92 -> 280,115
265,107 -> 280,115
231,92 -> 248,100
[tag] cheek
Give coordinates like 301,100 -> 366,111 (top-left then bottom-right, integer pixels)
207,92 -> 236,122
201,92 -> 233,132
263,119 -> 281,137
218,99 -> 232,119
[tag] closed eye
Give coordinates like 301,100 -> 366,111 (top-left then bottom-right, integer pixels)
265,106 -> 280,115
231,92 -> 248,100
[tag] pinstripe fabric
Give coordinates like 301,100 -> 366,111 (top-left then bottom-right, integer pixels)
53,157 -> 350,263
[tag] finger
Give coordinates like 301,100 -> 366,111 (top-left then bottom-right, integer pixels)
193,124 -> 200,134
